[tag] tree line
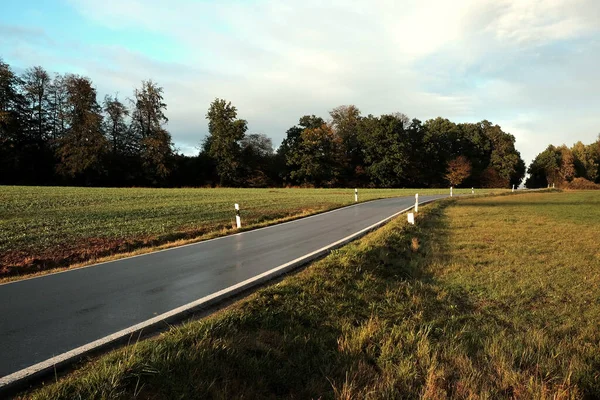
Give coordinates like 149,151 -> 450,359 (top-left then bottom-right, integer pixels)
526,139 -> 600,188
0,59 -> 174,186
1,58 -> 526,188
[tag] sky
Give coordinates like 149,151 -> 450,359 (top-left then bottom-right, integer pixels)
1,0 -> 599,166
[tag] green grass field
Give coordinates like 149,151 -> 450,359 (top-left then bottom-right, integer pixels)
0,186 -> 488,278
22,191 -> 600,399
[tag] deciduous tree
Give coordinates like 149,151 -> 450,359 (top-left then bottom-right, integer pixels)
330,105 -> 364,185
572,141 -> 599,182
526,145 -> 560,188
240,133 -> 275,187
358,114 -> 409,187
205,98 -> 247,186
48,74 -> 69,143
21,66 -> 51,142
56,75 -> 107,181
103,94 -> 130,155
0,58 -> 27,183
289,123 -> 344,187
446,156 -> 472,186
278,115 -> 326,185
130,80 -> 174,183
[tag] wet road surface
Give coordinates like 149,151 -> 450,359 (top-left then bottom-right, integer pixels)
0,195 -> 444,378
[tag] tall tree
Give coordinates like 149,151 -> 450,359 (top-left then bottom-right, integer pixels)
21,66 -> 51,142
278,115 -> 325,185
19,66 -> 56,183
456,122 -> 491,186
103,94 -> 130,155
421,118 -> 461,186
130,80 -> 173,183
526,145 -> 560,188
205,98 -> 247,186
47,73 -> 69,143
358,114 -> 410,187
329,105 -> 364,186
398,118 -> 429,187
240,133 -> 275,187
571,141 -> 599,182
56,75 -> 107,182
481,121 -> 525,187
0,58 -> 27,183
288,123 -> 344,187
557,145 -> 576,184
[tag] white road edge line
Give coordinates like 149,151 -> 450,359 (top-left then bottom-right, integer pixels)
0,198 -> 440,391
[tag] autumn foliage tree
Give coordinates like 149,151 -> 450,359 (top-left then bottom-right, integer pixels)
446,156 -> 472,186
526,140 -> 600,189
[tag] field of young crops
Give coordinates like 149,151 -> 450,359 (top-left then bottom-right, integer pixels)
0,186 -> 495,278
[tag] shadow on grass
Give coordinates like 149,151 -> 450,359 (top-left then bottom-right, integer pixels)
25,203 -> 479,399
456,201 -> 592,207
27,201 -> 591,399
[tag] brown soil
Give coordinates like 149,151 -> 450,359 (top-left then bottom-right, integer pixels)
0,225 -> 222,278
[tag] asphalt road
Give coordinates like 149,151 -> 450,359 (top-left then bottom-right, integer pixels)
0,195 -> 444,378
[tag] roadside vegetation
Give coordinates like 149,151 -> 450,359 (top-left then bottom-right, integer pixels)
0,186 -> 488,280
22,191 -> 600,399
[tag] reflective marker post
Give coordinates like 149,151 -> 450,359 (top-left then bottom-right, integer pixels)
355,188 -> 358,202
235,203 -> 241,229
415,193 -> 419,213
450,186 -> 453,197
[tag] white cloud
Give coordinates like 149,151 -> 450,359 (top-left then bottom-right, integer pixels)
488,0 -> 600,44
6,0 -> 599,164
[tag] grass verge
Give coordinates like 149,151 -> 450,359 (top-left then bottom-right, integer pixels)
22,191 -> 600,399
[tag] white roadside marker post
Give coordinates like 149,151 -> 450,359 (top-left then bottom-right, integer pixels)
407,212 -> 415,225
234,203 -> 241,229
471,187 -> 474,194
355,188 -> 358,202
415,193 -> 419,213
512,184 -> 515,192
553,183 -> 555,188
450,186 -> 453,197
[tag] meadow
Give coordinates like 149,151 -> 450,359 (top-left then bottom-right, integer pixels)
21,190 -> 600,399
0,186 -> 484,279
